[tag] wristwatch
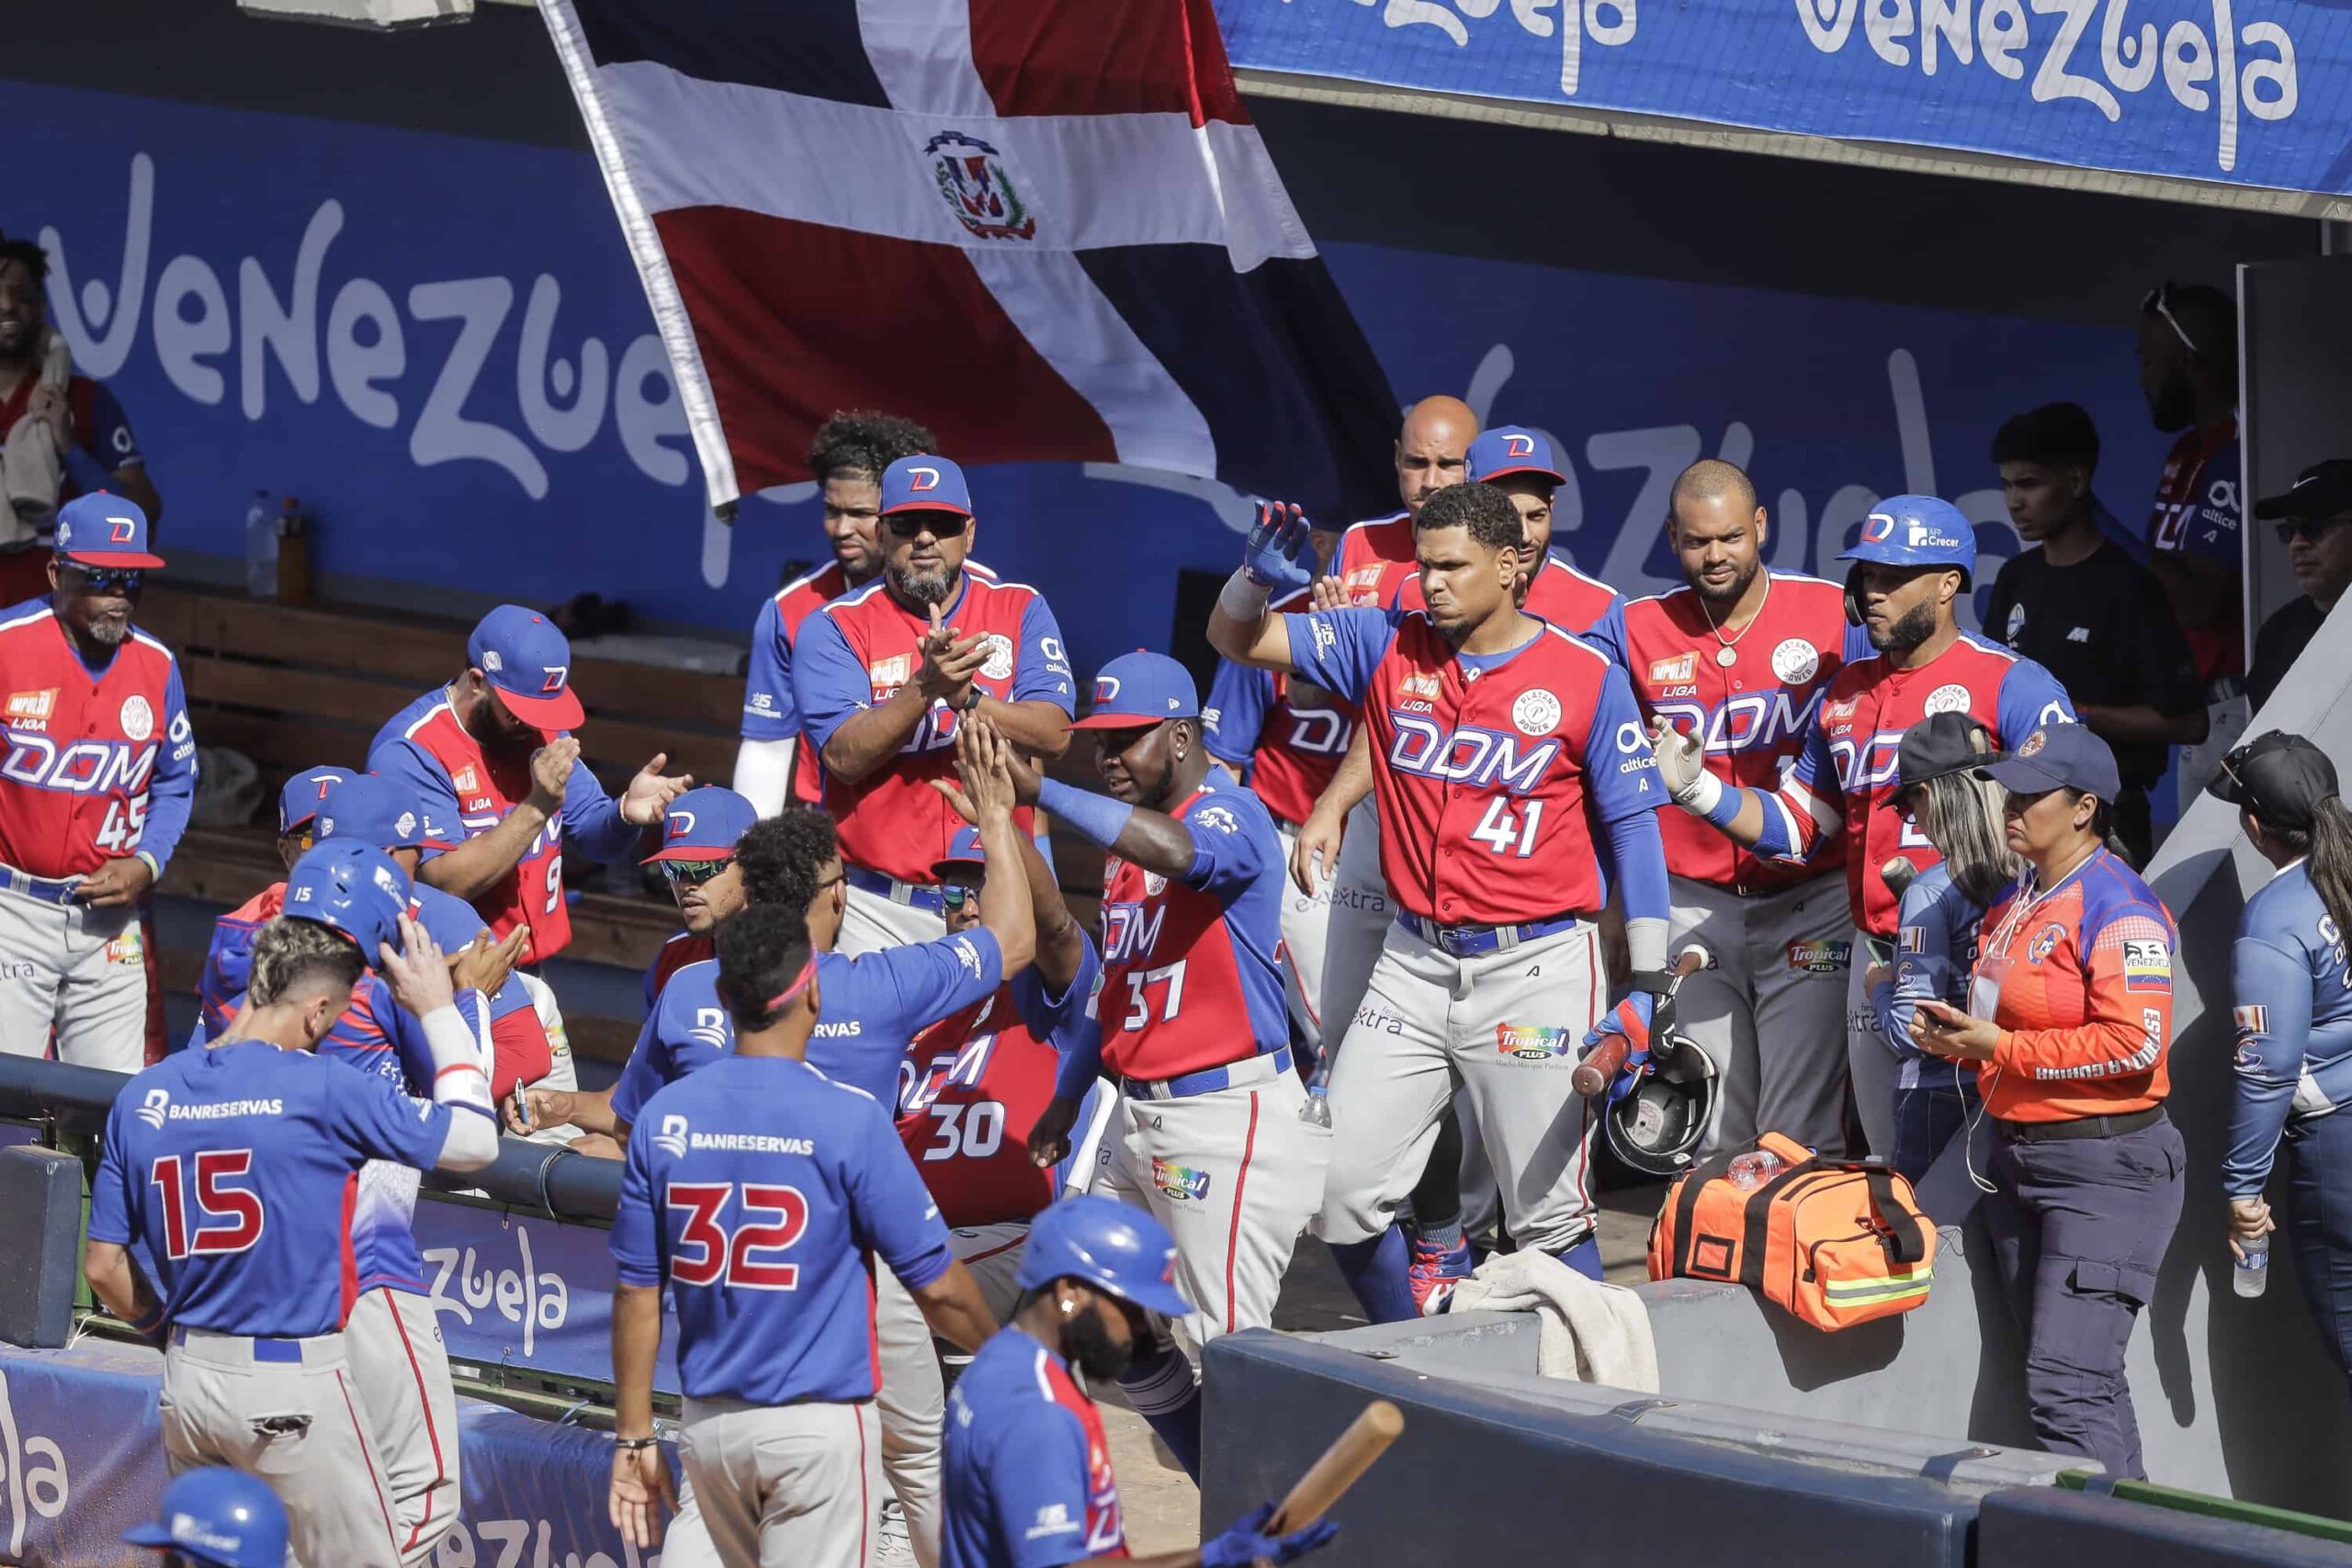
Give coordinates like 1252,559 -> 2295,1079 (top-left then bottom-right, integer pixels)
956,685 -> 984,713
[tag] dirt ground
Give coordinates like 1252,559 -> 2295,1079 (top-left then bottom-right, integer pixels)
1103,1180 -> 1664,1552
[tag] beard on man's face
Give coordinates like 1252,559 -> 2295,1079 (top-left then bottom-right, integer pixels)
1869,599 -> 1939,653
1060,1303 -> 1135,1382
889,558 -> 955,606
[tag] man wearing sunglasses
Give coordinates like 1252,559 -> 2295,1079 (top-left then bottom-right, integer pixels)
2249,460 -> 2352,713
794,454 -> 1074,957
2138,280 -> 2249,805
0,491 -> 191,1071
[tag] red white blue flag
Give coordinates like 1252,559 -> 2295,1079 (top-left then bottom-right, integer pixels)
538,0 -> 1398,514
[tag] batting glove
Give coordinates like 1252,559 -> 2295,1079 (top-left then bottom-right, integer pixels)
1242,501 -> 1317,595
1584,989 -> 1661,1102
1202,1504 -> 1340,1568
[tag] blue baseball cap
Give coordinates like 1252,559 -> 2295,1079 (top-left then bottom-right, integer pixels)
277,765 -> 354,837
643,785 -> 759,863
1468,426 -> 1566,487
1072,651 -> 1198,730
55,493 -> 165,570
125,1466 -> 288,1568
468,604 -> 583,729
1978,723 -> 2120,802
933,824 -> 986,880
317,774 -> 428,852
879,455 -> 974,519
1838,495 -> 1977,577
282,841 -> 411,959
1017,1195 -> 1195,1319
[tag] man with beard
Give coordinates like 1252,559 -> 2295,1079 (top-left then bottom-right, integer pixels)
795,455 -> 1074,954
1648,495 -> 2074,1158
368,604 -> 692,964
941,1196 -> 1339,1568
0,239 -> 163,606
0,493 -> 191,1069
1621,459 -> 1869,1155
2138,281 -> 2248,804
736,412 -> 946,817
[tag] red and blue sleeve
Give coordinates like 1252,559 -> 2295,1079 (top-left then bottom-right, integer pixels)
982,1401 -> 1103,1568
1012,598 -> 1077,712
1182,793 -> 1273,900
1280,605 -> 1398,705
607,1007 -> 673,1134
560,752 -> 640,865
1580,597 -> 1630,667
1202,660 -> 1272,768
1051,938 -> 1106,1102
1998,656 -> 2077,740
868,931 -> 1006,1040
741,596 -> 797,741
137,664 -> 198,869
2176,437 -> 2245,564
789,610 -> 868,753
369,740 -> 467,857
1583,668 -> 1669,924
609,1121 -> 663,1287
82,380 -> 142,470
322,1055 -> 458,1169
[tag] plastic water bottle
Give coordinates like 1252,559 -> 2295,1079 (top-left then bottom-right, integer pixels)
1299,1081 -> 1331,1129
1727,1149 -> 1784,1190
243,491 -> 277,598
2234,1235 -> 2270,1299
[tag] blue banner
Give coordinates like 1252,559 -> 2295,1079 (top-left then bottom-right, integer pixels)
1216,0 -> 2352,197
16,81 -> 2174,679
413,1196 -> 680,1394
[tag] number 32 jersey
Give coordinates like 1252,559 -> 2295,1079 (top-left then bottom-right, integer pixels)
1283,606 -> 1661,926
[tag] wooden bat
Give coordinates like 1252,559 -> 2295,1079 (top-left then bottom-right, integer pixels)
1266,1401 -> 1405,1535
1571,946 -> 1713,1098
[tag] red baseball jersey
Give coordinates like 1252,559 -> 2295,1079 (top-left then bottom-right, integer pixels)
1284,606 -> 1663,926
1770,635 -> 2075,938
1623,573 -> 1863,893
1333,512 -> 1413,607
792,573 -> 1073,884
643,930 -> 715,1011
2145,416 -> 2245,683
1389,554 -> 1629,666
896,986 -> 1060,1228
0,602 -> 196,878
1090,769 -> 1289,1081
1202,591 -> 1357,826
742,559 -> 1004,807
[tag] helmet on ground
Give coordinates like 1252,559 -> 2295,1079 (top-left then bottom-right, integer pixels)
124,1467 -> 288,1568
281,840 -> 411,959
1016,1194 -> 1194,1318
1606,1040 -> 1716,1178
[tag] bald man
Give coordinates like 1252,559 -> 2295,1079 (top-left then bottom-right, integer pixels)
1619,461 -> 1871,1154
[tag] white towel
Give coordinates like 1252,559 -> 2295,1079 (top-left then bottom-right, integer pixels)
1449,1249 -> 1660,1392
1,329 -> 74,544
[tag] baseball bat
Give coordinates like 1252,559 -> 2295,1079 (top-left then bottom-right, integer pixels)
1265,1401 -> 1406,1535
1572,946 -> 1712,1098
1881,855 -> 1918,901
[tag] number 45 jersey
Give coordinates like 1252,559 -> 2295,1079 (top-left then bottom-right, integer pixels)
0,598 -> 196,878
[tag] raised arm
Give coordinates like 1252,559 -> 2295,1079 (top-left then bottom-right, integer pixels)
1205,502 -> 1318,671
407,738 -> 573,900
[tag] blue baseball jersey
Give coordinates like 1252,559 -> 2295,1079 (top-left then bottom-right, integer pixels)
944,1326 -> 1126,1568
611,1055 -> 954,1404
607,931 -> 1006,1131
2225,862 -> 2352,1195
1868,862 -> 1984,1098
89,1042 -> 456,1337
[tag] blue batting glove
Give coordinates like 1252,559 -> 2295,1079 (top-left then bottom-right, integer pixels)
1582,990 -> 1657,1058
1242,500 -> 1317,595
1202,1504 -> 1340,1568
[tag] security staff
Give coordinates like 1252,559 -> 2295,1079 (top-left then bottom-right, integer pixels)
1909,724 -> 2184,1480
2211,732 -> 2352,1390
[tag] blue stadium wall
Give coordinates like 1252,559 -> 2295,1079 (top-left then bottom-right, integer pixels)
3,3 -> 2311,686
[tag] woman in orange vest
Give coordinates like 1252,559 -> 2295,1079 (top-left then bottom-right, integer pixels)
1909,722 -> 2184,1482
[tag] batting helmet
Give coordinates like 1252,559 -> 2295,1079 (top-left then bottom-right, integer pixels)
1838,495 -> 1977,577
1015,1195 -> 1194,1318
281,840 -> 410,959
124,1467 -> 288,1568
1606,1042 -> 1717,1178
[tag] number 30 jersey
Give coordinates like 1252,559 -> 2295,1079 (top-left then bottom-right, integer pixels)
0,599 -> 196,878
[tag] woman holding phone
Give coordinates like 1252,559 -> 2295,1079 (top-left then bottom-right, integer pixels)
1907,722 -> 2184,1482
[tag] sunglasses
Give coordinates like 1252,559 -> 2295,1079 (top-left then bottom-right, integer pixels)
884,512 -> 970,539
660,857 -> 733,887
60,561 -> 143,593
941,885 -> 976,910
2141,281 -> 2201,357
2276,515 -> 2351,546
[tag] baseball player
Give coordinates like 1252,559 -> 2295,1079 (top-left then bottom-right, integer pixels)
736,412 -> 942,816
82,844 -> 500,1568
1007,654 -> 1328,1474
1621,459 -> 1871,1155
194,765 -> 353,1043
793,454 -> 1074,955
607,901 -> 999,1566
942,1195 -> 1340,1568
898,824 -> 1107,1322
1207,480 -> 1671,1323
1647,494 -> 2075,1158
368,604 -> 691,965
124,1466 -> 288,1568
0,492 -> 191,1069
640,785 -> 763,1005
605,768 -> 1038,1568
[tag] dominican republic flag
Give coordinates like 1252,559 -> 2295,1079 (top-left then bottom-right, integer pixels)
538,0 -> 1399,515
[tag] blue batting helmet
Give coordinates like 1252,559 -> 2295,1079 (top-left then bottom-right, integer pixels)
1837,494 -> 1977,577
281,840 -> 411,959
1016,1195 -> 1194,1318
124,1467 -> 288,1567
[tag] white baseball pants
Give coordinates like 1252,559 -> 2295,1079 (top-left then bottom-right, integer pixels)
343,1287 -> 460,1565
1314,797 -> 1390,1058
676,1397 -> 878,1568
841,880 -> 946,956
0,881 -> 146,1069
1848,932 -> 1899,1161
1317,919 -> 1604,1256
1271,821 -> 1334,1056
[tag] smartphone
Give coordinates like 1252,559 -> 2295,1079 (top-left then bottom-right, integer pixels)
1863,937 -> 1894,968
